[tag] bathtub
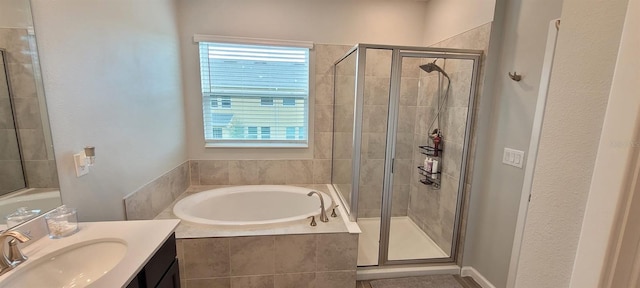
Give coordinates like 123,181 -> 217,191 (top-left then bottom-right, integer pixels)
173,185 -> 334,226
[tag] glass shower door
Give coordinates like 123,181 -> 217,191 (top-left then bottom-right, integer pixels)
0,50 -> 26,195
386,54 -> 477,262
332,50 -> 357,213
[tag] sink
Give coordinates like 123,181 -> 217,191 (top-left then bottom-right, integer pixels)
1,239 -> 127,288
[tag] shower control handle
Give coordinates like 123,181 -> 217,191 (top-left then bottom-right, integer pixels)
308,216 -> 317,227
331,205 -> 339,218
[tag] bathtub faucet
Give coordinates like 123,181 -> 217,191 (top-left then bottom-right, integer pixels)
307,191 -> 329,223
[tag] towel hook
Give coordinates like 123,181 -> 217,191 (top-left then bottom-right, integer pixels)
508,71 -> 522,82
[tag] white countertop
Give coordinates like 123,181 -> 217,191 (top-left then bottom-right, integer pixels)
0,219 -> 180,288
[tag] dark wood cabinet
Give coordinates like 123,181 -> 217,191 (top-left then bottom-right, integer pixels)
127,233 -> 180,288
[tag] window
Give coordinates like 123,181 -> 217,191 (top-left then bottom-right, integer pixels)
198,39 -> 310,146
286,127 -> 296,139
247,127 -> 258,139
261,97 -> 274,106
212,128 -> 223,139
261,127 -> 271,139
282,98 -> 296,106
220,96 -> 231,108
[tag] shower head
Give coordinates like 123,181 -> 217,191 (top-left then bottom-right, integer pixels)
419,60 -> 450,80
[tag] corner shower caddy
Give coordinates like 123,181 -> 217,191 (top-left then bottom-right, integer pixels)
417,145 -> 442,187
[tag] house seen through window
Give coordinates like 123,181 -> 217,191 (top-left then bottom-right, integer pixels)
198,40 -> 310,146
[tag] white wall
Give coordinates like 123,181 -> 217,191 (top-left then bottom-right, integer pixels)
422,0 -> 496,46
461,1 -> 563,287
570,0 -> 639,285
0,0 -> 33,28
31,0 -> 187,221
177,0 -> 430,160
515,0 -> 630,286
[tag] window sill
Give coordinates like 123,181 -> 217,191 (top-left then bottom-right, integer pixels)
205,142 -> 309,149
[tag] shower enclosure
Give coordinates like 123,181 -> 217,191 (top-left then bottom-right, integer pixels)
331,44 -> 481,267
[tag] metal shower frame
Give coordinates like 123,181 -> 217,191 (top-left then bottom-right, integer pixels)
331,43 -> 483,267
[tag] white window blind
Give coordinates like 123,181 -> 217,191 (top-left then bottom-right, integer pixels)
199,41 -> 310,146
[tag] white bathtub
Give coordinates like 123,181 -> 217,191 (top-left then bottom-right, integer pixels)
173,185 -> 334,226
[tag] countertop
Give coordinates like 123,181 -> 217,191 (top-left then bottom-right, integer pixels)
0,219 -> 180,288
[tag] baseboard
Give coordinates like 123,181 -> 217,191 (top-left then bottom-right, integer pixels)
461,266 -> 496,288
357,265 -> 461,281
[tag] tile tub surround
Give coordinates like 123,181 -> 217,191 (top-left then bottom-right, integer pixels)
124,161 -> 190,220
177,233 -> 358,288
191,159 -> 332,186
157,184 -> 359,288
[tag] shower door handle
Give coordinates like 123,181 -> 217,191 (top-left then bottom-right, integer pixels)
391,158 -> 395,173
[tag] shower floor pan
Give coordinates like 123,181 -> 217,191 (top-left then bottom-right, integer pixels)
357,217 -> 448,266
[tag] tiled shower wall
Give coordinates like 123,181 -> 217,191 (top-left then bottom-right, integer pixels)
407,23 -> 492,254
0,28 -> 59,192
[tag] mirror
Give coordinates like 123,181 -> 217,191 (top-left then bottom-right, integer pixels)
0,0 -> 62,228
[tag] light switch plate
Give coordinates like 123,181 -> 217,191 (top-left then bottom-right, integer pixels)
503,148 -> 525,168
74,152 -> 89,177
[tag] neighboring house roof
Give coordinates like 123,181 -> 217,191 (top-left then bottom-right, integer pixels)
212,113 -> 233,126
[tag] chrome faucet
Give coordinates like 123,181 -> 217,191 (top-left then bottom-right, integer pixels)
307,191 -> 329,223
0,230 -> 31,276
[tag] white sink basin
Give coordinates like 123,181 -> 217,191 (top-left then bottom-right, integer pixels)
1,239 -> 127,288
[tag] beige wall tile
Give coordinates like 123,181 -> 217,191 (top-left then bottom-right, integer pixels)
199,160 -> 229,185
397,106 -> 416,134
0,160 -> 25,193
229,160 -> 259,185
0,129 -> 21,160
230,236 -> 275,276
285,160 -> 313,184
364,49 -> 392,77
363,76 -> 390,106
13,97 -> 42,129
183,238 -> 230,279
275,234 -> 316,273
7,63 -> 37,98
313,159 -> 331,184
315,44 -> 353,76
400,77 -> 419,107
190,160 -> 200,185
401,57 -> 422,78
315,74 -> 334,106
316,233 -> 358,271
314,105 -> 333,133
358,159 -> 385,186
362,105 -> 388,133
314,132 -> 333,160
23,160 -> 58,188
257,160 -> 287,185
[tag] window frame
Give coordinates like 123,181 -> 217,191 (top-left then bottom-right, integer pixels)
196,36 -> 313,148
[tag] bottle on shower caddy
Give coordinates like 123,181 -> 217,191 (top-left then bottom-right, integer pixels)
423,156 -> 433,175
429,129 -> 442,184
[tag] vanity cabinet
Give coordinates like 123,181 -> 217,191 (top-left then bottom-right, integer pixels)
127,233 -> 180,288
